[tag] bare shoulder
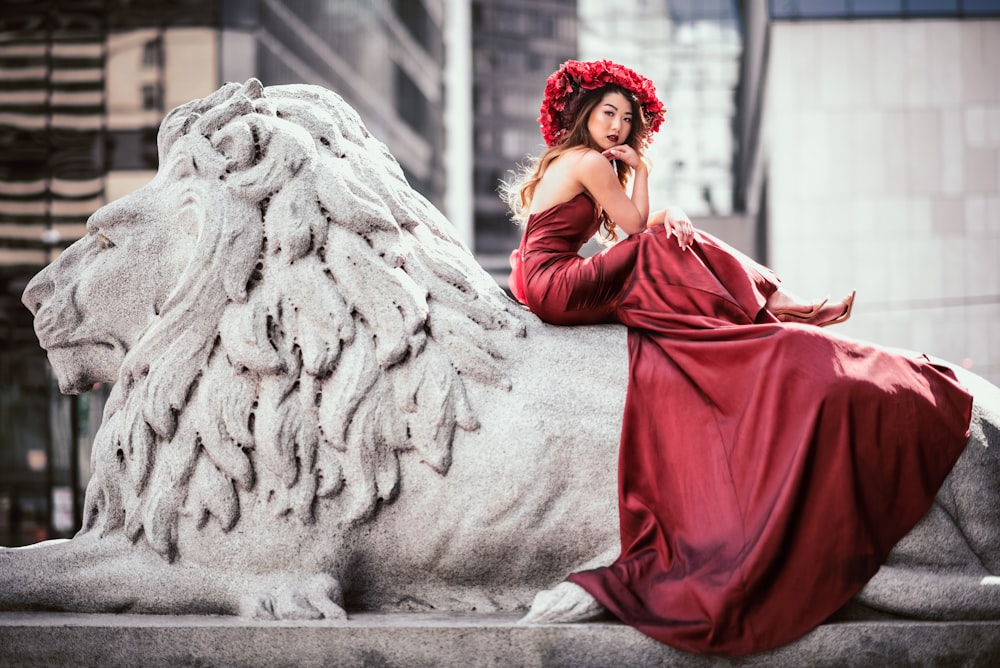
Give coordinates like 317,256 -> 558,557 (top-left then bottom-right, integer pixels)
574,150 -> 618,188
558,147 -> 608,175
529,148 -> 595,214
575,148 -> 609,168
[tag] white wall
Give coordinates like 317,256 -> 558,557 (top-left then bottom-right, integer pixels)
762,19 -> 1000,385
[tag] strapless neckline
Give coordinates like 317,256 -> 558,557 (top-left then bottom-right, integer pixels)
527,192 -> 592,220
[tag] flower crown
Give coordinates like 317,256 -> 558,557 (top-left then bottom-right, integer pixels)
538,59 -> 665,148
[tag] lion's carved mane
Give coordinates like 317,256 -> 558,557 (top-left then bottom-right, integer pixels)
82,80 -> 527,561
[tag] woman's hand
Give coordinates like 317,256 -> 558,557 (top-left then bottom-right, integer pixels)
574,147 -> 649,235
602,144 -> 641,171
648,206 -> 694,250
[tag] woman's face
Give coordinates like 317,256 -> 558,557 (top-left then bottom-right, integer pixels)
586,90 -> 633,151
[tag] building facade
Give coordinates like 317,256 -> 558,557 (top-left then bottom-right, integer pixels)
580,0 -> 743,219
470,0 -> 577,277
577,0 -> 753,253
0,0 -> 447,547
739,1 -> 1000,386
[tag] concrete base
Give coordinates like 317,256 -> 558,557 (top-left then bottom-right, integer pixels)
2,612 -> 999,667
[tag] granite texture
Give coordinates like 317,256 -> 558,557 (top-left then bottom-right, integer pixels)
2,613 -> 1000,668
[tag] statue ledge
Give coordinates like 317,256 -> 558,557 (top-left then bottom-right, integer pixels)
2,611 -> 999,667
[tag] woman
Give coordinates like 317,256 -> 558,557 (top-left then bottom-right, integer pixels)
506,60 -> 974,656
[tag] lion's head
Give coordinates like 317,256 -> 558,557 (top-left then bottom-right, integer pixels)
22,79 -> 526,561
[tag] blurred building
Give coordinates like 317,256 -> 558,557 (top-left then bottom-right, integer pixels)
739,0 -> 1000,385
580,0 -> 742,218
578,0 -> 752,253
0,0 -> 447,547
470,0 -> 578,275
579,0 -> 1000,385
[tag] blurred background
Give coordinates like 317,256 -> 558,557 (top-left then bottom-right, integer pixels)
1,0 -> 998,546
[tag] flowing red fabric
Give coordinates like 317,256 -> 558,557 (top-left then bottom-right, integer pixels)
510,193 -> 974,655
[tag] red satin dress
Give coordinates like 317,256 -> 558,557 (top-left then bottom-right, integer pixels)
509,192 -> 974,656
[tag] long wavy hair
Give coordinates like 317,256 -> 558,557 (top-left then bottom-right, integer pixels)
501,84 -> 650,242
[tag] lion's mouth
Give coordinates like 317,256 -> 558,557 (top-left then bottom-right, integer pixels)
42,339 -> 124,392
39,337 -> 116,353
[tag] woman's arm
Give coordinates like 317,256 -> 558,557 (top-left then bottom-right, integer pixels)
574,148 -> 649,235
648,205 -> 694,249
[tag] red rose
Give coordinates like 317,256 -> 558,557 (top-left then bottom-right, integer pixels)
538,59 -> 666,148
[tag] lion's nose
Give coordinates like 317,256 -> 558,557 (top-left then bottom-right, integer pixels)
22,265 -> 55,316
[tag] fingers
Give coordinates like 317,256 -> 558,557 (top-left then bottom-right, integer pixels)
669,220 -> 694,250
679,227 -> 694,250
602,149 -> 623,164
602,146 -> 637,166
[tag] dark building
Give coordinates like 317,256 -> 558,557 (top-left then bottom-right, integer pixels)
0,0 -> 447,547
235,0 -> 447,203
470,0 -> 578,265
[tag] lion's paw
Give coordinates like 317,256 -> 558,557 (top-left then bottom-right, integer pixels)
518,581 -> 606,624
241,573 -> 347,621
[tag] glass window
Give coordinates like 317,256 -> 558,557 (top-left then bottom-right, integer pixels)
556,15 -> 576,41
141,37 -> 161,67
907,0 -> 959,13
501,128 -> 539,160
475,128 -> 494,152
500,90 -> 538,118
394,65 -> 429,135
473,86 -> 494,115
473,167 -> 495,193
49,129 -> 105,180
499,51 -> 525,72
771,0 -> 997,16
141,83 -> 161,111
534,13 -> 555,37
963,0 -> 1000,12
852,0 -> 903,14
107,129 -> 159,171
771,0 -> 847,17
527,51 -> 543,72
797,0 -> 849,16
391,0 -> 438,53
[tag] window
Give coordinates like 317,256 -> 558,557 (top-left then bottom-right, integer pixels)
500,90 -> 538,118
473,85 -> 494,115
852,0 -> 904,14
964,0 -> 1000,11
107,128 -> 159,170
141,83 -> 161,111
141,37 -> 161,67
476,128 -> 494,152
501,128 -> 539,160
391,0 -> 439,53
770,0 -> 996,17
907,0 -> 959,12
473,168 -> 504,194
772,0 -> 847,16
394,65 -> 429,135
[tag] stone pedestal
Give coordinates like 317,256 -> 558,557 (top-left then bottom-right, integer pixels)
2,612 -> 999,667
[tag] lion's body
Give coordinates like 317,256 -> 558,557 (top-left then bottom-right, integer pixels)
3,80 -> 999,622
163,317 -> 627,613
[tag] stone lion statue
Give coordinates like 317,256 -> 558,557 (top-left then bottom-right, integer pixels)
2,80 -> 999,624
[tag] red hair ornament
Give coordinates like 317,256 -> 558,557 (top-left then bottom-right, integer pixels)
538,59 -> 665,148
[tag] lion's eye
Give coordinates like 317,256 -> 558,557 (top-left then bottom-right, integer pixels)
97,233 -> 116,252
